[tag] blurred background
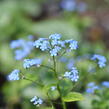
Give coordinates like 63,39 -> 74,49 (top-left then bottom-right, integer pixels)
0,0 -> 109,109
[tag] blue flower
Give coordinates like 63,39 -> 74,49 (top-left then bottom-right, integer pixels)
34,34 -> 78,56
91,54 -> 106,68
8,69 -> 20,81
65,40 -> 78,50
50,49 -> 57,56
64,67 -> 79,82
51,86 -> 56,91
49,34 -> 61,40
51,39 -> 58,46
61,0 -> 76,12
30,96 -> 43,106
23,58 -> 42,69
14,49 -> 28,60
58,41 -> 66,47
14,40 -> 33,60
40,40 -> 49,51
86,82 -> 100,93
102,81 -> 109,88
33,38 -> 44,48
10,39 -> 24,49
49,34 -> 65,47
50,46 -> 61,56
69,40 -> 78,50
67,59 -> 75,70
10,39 -> 34,60
33,38 -> 49,51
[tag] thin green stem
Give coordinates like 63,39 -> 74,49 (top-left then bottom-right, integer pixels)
20,72 -> 44,87
57,84 -> 66,109
53,56 -> 58,78
60,49 -> 67,57
52,56 -> 67,109
40,65 -> 55,72
23,77 -> 44,87
62,100 -> 66,109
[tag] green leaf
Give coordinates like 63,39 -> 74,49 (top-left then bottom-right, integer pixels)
63,92 -> 84,102
43,84 -> 59,100
59,79 -> 73,96
43,84 -> 57,92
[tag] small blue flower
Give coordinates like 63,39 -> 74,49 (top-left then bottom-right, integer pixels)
10,39 -> 34,60
51,40 -> 58,46
65,40 -> 78,50
61,0 -> 76,12
30,96 -> 43,106
98,61 -> 106,68
8,69 -> 20,81
40,40 -> 49,51
69,40 -> 78,50
102,81 -> 109,88
14,49 -> 28,60
87,82 -> 95,87
23,58 -> 42,69
91,54 -> 106,68
50,49 -> 57,56
33,38 -> 49,51
33,38 -> 43,48
49,34 -> 61,40
67,59 -> 75,70
86,82 -> 100,93
10,39 -> 24,49
64,67 -> 79,82
51,86 -> 56,91
58,41 -> 66,47
50,46 -> 61,56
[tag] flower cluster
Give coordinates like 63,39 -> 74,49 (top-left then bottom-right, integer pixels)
8,69 -> 20,81
10,37 -> 34,60
23,58 -> 42,69
30,96 -> 43,106
86,82 -> 100,94
33,33 -> 78,56
91,54 -> 106,68
64,67 -> 79,82
33,38 -> 49,51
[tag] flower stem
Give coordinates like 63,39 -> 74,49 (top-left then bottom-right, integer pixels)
40,65 -> 55,72
52,56 -> 67,109
23,77 -> 44,87
20,72 -> 44,87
